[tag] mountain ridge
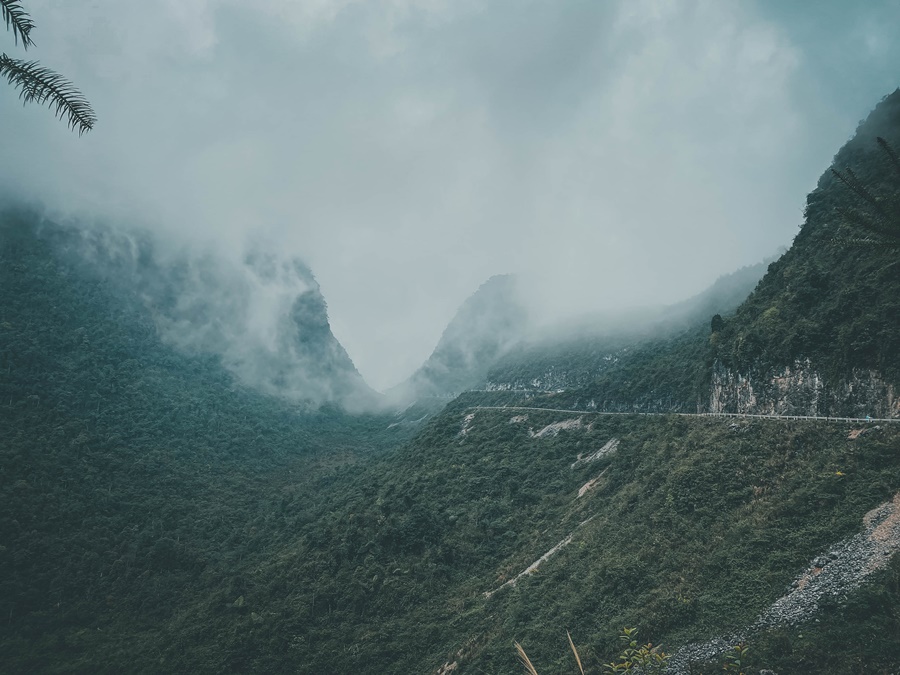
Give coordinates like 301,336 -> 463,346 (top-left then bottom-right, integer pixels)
2,91 -> 900,675
26,208 -> 381,412
387,273 -> 528,405
484,256 -> 773,395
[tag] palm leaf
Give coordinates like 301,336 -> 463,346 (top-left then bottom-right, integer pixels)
831,234 -> 900,250
834,207 -> 900,242
1,0 -> 34,48
829,137 -> 900,250
0,54 -> 95,133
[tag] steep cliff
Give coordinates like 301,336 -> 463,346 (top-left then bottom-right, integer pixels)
709,359 -> 898,418
709,90 -> 900,417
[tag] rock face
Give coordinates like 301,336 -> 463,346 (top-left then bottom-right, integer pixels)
238,253 -> 379,411
710,359 -> 898,418
486,361 -> 610,392
707,92 -> 900,421
571,438 -> 619,469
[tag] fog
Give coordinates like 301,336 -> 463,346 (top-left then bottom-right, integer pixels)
1,0 -> 898,392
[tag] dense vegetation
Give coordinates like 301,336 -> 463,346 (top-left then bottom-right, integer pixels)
712,90 -> 900,386
234,406 -> 900,674
484,91 -> 900,419
0,208 -> 406,672
9,388 -> 899,672
3,92 -> 900,674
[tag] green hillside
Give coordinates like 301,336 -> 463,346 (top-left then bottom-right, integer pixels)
712,90 -> 900,385
0,207 -> 403,673
161,402 -> 900,674
2,90 -> 900,674
487,91 -> 900,417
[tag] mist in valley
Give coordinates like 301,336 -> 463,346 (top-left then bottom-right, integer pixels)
5,4 -> 900,674
2,0 -> 899,396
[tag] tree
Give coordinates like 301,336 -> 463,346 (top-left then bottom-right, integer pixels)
1,0 -> 95,134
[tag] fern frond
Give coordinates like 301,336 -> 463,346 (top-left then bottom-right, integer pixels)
514,642 -> 539,675
831,234 -> 900,250
0,54 -> 95,133
832,167 -> 887,217
1,0 -> 34,48
835,207 -> 900,242
877,137 -> 900,178
567,631 -> 585,675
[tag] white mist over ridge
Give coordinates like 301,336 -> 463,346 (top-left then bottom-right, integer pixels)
69,220 -> 377,411
1,1 -> 898,391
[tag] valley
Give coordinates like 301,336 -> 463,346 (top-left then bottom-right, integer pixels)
2,63 -> 900,675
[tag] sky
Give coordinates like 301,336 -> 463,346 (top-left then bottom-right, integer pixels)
1,0 -> 898,391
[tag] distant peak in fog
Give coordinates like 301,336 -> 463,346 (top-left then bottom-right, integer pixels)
387,274 -> 529,404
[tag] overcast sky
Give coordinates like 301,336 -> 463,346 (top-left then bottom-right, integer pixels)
1,0 -> 898,391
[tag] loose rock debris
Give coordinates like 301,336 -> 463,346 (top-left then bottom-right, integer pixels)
530,417 -> 583,438
483,517 -> 595,598
668,493 -> 900,673
458,412 -> 476,437
571,438 -> 619,468
577,467 -> 608,498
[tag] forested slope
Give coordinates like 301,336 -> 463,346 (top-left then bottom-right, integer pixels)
712,90 -> 900,387
35,400 -> 894,674
0,208 -> 399,673
3,89 -> 900,674
487,91 -> 900,418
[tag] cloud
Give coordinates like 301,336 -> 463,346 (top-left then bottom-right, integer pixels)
0,1 -> 896,391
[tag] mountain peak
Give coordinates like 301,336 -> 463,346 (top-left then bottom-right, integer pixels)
389,274 -> 528,403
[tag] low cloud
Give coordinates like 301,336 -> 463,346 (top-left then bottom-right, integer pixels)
1,1 -> 897,391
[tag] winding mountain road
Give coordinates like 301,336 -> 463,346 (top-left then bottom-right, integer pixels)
469,405 -> 899,423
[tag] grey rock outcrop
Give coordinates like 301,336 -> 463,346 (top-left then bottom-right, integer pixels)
710,359 -> 898,419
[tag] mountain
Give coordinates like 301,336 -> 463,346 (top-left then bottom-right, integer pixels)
482,91 -> 900,417
54,212 -> 379,412
708,89 -> 900,417
3,91 -> 900,675
388,274 -> 528,404
484,257 -> 771,397
0,205 -> 412,674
